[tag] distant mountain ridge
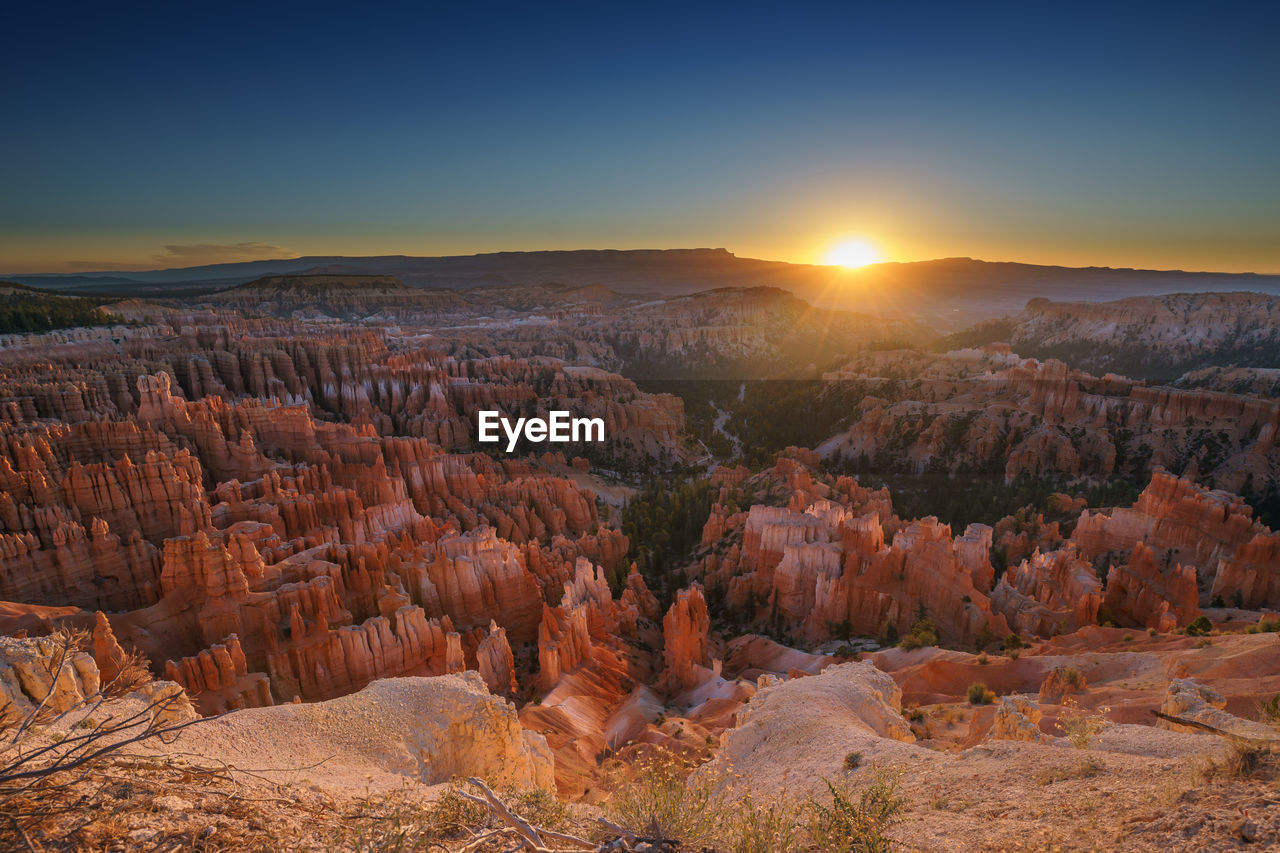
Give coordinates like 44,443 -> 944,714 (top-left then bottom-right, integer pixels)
10,250 -> 1280,329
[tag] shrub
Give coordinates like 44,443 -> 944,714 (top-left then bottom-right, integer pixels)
967,683 -> 995,705
413,785 -> 487,843
1003,633 -> 1023,651
509,787 -> 569,832
1186,616 -> 1212,636
805,771 -> 906,853
898,617 -> 938,651
977,652 -> 989,666
844,752 -> 863,771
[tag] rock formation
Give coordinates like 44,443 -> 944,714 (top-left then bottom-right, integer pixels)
986,696 -> 1046,743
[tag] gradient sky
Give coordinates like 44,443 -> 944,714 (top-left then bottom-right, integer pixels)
3,1 -> 1278,273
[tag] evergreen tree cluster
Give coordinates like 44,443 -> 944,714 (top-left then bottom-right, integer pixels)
620,473 -> 714,605
0,287 -> 117,334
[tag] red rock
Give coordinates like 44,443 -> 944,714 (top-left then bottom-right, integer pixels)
660,585 -> 711,694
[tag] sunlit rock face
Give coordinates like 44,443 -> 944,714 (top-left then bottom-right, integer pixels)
990,546 -> 1102,636
1072,468 -> 1280,617
818,343 -> 1280,496
0,310 -> 678,718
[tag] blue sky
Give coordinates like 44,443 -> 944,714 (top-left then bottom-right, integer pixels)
2,0 -> 1278,272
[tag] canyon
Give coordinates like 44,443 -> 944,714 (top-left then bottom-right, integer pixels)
0,273 -> 1277,852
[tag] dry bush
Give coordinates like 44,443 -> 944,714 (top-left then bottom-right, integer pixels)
723,793 -> 804,853
0,687 -> 206,850
606,752 -> 908,853
341,789 -> 481,853
45,623 -> 152,698
1056,698 -> 1111,749
1060,667 -> 1084,690
103,646 -> 154,698
605,749 -> 723,846
335,778 -> 592,853
804,770 -> 906,853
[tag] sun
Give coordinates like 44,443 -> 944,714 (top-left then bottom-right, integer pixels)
825,238 -> 881,268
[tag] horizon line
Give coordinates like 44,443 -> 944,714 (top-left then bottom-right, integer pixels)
6,248 -> 1279,279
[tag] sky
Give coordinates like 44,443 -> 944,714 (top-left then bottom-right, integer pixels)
2,0 -> 1278,274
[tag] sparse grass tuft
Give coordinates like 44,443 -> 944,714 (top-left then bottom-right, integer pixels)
1200,741 -> 1268,782
1259,694 -> 1280,727
1034,756 -> 1105,785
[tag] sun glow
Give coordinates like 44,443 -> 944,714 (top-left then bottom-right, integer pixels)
825,238 -> 881,268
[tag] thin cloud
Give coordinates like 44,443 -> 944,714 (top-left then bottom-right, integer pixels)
150,242 -> 298,267
59,242 -> 298,272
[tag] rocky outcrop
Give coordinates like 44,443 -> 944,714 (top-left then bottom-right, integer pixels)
991,547 -> 1102,636
987,696 -> 1046,743
1210,532 -> 1280,610
148,673 -> 554,791
702,661 -> 922,797
477,620 -> 518,697
1075,469 -> 1264,570
695,464 -> 1009,648
0,634 -> 99,724
1038,666 -> 1088,704
1159,678 -> 1276,740
1103,543 -> 1201,631
818,344 -> 1280,498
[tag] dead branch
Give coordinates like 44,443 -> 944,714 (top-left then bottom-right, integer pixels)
460,777 -> 597,852
1150,709 -> 1280,750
